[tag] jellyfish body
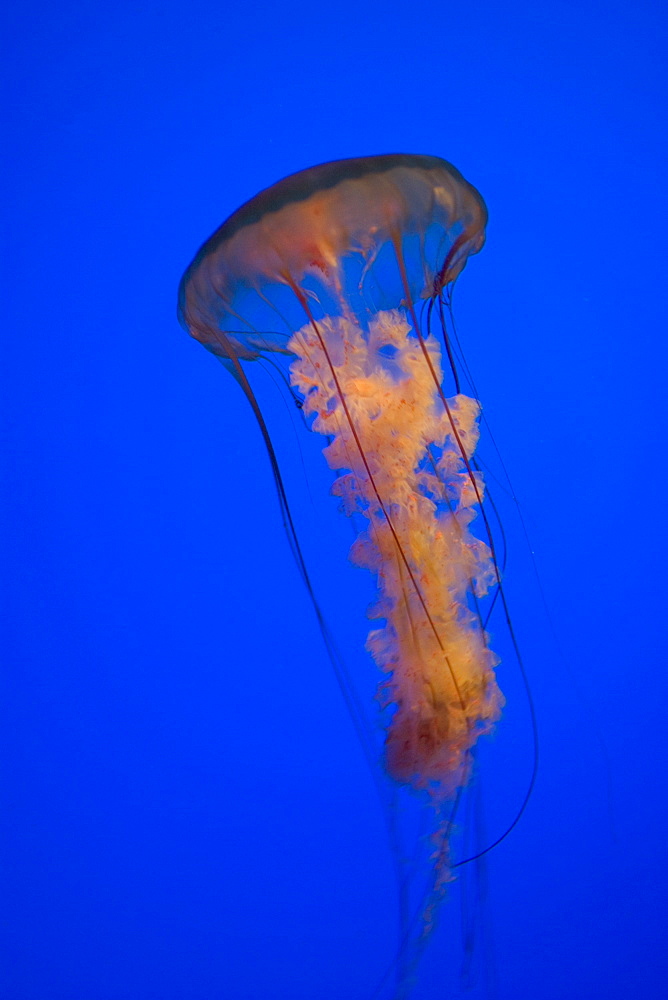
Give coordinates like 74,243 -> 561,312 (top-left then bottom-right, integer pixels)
178,156 -> 506,950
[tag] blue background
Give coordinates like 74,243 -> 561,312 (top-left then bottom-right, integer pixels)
3,2 -> 667,998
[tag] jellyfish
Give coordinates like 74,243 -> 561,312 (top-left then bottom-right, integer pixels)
178,154 -> 520,989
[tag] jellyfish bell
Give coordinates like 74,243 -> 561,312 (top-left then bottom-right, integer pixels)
178,154 -> 517,990
178,154 -> 487,358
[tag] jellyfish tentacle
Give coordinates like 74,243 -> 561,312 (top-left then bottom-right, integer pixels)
286,275 -> 473,719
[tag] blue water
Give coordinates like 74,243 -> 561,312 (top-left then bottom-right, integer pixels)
3,2 -> 667,998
